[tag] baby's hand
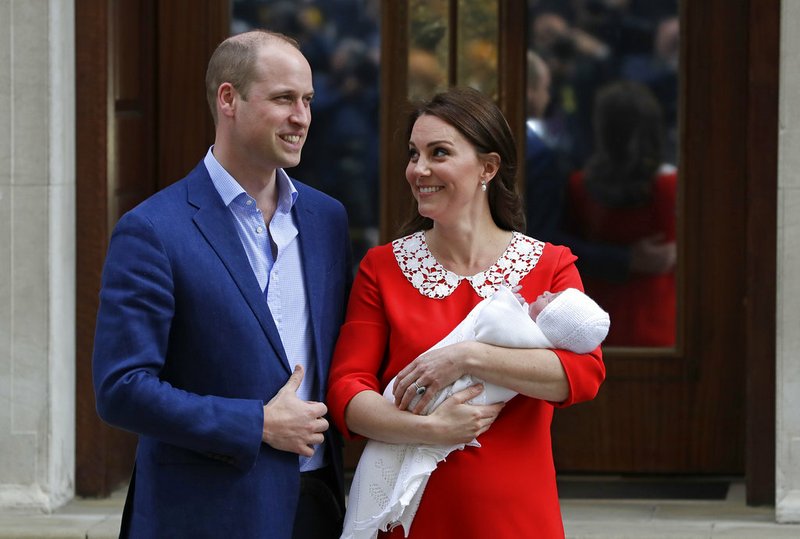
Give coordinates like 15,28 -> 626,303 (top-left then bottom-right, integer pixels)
529,290 -> 562,320
510,285 -> 528,307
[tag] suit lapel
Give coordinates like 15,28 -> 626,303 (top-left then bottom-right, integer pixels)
186,164 -> 292,375
294,193 -> 328,400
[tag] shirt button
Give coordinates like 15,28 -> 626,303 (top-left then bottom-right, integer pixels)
246,200 -> 253,206
256,226 -> 264,234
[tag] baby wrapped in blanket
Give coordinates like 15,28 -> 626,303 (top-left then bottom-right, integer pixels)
341,286 -> 610,539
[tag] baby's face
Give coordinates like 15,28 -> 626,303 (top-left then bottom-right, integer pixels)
530,290 -> 562,319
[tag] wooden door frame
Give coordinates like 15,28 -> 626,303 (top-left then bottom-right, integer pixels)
379,1 -> 529,240
76,0 -> 148,496
742,0 -> 778,506
75,0 -> 228,497
679,0 -> 778,505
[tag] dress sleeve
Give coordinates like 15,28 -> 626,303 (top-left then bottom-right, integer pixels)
327,250 -> 390,439
547,246 -> 607,407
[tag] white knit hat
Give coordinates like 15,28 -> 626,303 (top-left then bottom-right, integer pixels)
535,288 -> 610,353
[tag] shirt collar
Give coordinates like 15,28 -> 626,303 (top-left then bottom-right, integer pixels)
204,146 -> 299,212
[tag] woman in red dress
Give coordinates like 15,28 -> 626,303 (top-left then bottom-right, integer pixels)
327,87 -> 605,538
564,81 -> 677,347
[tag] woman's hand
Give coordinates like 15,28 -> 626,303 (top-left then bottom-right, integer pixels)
393,341 -> 474,414
425,384 -> 505,445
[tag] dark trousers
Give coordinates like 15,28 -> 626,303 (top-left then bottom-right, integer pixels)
292,466 -> 344,539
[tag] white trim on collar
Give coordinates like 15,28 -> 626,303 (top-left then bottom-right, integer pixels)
392,231 -> 545,299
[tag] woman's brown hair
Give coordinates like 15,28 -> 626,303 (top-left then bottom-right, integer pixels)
583,80 -> 665,207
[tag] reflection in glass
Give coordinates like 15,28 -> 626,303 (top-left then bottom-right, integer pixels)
524,0 -> 679,348
456,0 -> 498,99
231,0 -> 381,265
408,0 -> 450,102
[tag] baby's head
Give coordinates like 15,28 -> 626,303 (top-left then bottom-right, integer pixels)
528,290 -> 559,319
533,288 -> 610,353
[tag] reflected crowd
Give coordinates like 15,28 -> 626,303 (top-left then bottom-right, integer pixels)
232,0 -> 680,346
526,0 -> 679,346
233,0 -> 382,263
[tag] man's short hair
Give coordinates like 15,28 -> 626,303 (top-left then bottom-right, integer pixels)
205,30 -> 300,123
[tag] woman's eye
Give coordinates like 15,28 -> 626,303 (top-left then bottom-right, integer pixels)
408,148 -> 419,161
433,148 -> 448,157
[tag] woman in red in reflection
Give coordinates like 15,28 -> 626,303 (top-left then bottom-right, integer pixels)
564,81 -> 677,347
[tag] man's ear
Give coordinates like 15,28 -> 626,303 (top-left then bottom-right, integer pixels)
217,82 -> 237,119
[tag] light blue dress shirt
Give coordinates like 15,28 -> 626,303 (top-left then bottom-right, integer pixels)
204,148 -> 323,471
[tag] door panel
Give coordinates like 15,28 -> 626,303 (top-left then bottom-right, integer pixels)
552,0 -> 750,474
550,0 -> 776,483
75,0 -> 228,497
76,0 -> 157,496
157,1 -> 228,188
381,0 -> 775,484
743,0 -> 779,505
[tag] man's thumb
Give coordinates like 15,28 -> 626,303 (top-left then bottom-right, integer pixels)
285,364 -> 304,392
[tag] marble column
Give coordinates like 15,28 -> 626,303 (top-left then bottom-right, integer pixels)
777,0 -> 800,524
0,0 -> 75,511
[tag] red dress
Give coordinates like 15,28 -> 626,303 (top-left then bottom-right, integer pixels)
327,232 -> 605,539
565,168 -> 677,346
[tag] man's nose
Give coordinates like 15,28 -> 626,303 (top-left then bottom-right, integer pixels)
290,101 -> 310,126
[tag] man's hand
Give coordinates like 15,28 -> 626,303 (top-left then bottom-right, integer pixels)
630,234 -> 677,275
262,365 -> 328,457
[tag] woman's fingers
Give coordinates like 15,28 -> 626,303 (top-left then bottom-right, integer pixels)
451,383 -> 484,404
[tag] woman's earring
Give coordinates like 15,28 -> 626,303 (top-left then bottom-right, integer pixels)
481,180 -> 487,192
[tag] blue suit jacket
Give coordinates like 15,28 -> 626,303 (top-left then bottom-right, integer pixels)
93,161 -> 351,538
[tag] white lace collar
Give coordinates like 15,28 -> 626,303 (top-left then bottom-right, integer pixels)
392,231 -> 545,299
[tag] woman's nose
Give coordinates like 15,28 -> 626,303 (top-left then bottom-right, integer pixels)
414,158 -> 430,176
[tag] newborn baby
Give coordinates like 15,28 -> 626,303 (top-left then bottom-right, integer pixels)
341,286 -> 610,539
407,286 -> 610,412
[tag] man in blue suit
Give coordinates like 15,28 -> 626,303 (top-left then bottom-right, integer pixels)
93,30 -> 351,538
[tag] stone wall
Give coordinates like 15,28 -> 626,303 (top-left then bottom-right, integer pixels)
777,0 -> 800,524
0,0 -> 75,511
